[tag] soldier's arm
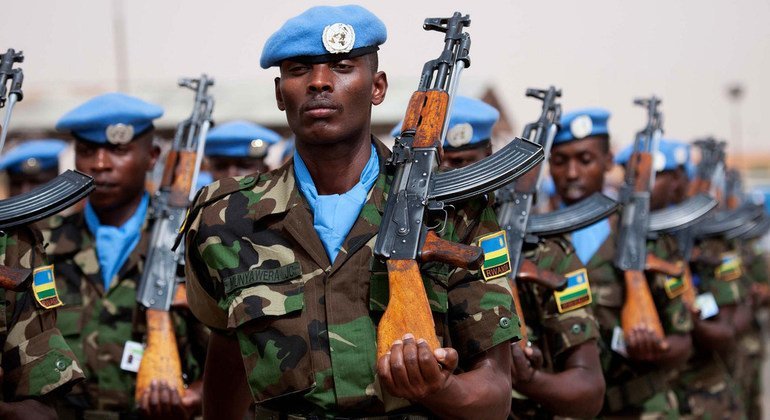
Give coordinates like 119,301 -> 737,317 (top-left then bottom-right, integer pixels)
0,398 -> 57,420
690,304 -> 736,351
511,340 -> 604,418
202,330 -> 252,419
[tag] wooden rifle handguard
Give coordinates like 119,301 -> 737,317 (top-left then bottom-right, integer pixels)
621,270 -> 665,340
645,254 -> 684,277
135,309 -> 185,400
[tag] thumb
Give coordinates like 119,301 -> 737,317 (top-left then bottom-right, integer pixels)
435,347 -> 459,371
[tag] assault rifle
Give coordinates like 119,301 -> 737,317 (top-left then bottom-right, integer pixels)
374,13 -> 543,358
616,97 -> 669,342
0,48 -> 93,291
135,75 -> 214,401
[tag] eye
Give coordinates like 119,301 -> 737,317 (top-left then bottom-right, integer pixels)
331,61 -> 353,71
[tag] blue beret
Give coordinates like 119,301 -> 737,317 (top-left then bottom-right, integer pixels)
554,108 -> 611,144
260,5 -> 387,69
390,96 -> 499,150
56,92 -> 163,144
205,121 -> 281,158
615,138 -> 690,172
0,139 -> 67,174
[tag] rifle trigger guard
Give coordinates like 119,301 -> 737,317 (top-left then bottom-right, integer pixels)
426,201 -> 449,233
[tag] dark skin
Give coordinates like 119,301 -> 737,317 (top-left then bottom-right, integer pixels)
551,136 -> 692,365
0,367 -> 57,420
74,132 -> 160,226
206,155 -> 268,181
75,132 -> 202,418
510,341 -> 605,418
7,167 -> 59,196
650,170 -> 676,211
201,53 -> 512,419
439,144 -> 491,171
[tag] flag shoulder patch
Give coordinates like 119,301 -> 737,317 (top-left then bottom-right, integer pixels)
478,231 -> 511,281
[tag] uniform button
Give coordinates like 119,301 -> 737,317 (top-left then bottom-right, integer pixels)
55,358 -> 67,371
499,317 -> 511,328
571,323 -> 583,334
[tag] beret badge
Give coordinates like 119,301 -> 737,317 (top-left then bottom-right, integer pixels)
446,123 -> 474,148
570,115 -> 593,139
323,23 -> 355,54
105,123 -> 135,145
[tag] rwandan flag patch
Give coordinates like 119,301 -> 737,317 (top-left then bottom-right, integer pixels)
32,265 -> 63,309
664,275 -> 687,299
478,231 -> 511,281
715,252 -> 742,282
554,268 -> 592,313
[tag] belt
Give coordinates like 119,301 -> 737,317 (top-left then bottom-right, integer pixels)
604,371 -> 668,413
255,406 -> 431,420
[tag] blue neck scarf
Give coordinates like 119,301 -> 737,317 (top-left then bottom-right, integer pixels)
294,144 -> 379,263
85,192 -> 149,290
571,218 -> 611,266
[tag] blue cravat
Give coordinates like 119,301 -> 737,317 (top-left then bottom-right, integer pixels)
294,144 -> 379,262
85,192 -> 149,290
571,218 -> 611,266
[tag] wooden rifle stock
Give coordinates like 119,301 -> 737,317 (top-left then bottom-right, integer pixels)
621,270 -> 665,339
680,265 -> 697,308
0,265 -> 29,291
508,276 -> 528,350
135,309 -> 185,400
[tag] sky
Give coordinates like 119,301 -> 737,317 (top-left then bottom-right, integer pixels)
2,0 -> 770,155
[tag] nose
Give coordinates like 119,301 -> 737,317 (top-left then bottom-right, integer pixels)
565,159 -> 579,180
307,64 -> 333,93
92,148 -> 112,171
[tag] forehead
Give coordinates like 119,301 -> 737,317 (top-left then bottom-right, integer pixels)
551,136 -> 607,155
279,54 -> 370,70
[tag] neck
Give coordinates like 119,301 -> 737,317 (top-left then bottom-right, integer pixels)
93,193 -> 144,227
296,133 -> 372,195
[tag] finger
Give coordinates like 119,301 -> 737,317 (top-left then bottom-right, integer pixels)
434,347 -> 458,372
401,334 -> 424,390
529,345 -> 544,370
510,344 -> 531,382
376,352 -> 396,395
149,380 -> 161,416
388,340 -> 411,391
416,339 -> 442,388
139,385 -> 151,414
158,381 -> 173,416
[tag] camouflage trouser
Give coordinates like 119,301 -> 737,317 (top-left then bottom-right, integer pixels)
601,391 -> 679,420
735,331 -> 763,420
674,359 -> 745,420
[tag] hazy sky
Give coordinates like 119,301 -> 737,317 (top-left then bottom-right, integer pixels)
3,0 -> 770,154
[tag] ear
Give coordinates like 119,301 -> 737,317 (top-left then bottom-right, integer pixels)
148,141 -> 161,169
275,77 -> 285,111
603,150 -> 615,173
371,71 -> 388,106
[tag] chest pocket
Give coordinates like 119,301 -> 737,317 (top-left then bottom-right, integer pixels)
224,263 -> 314,403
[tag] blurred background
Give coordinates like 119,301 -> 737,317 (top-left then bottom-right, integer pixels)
2,0 -> 770,190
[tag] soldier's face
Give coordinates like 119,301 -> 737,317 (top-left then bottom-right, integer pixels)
207,156 -> 267,181
75,133 -> 159,212
440,145 -> 491,170
651,170 -> 676,210
549,136 -> 613,205
8,167 -> 59,196
274,54 -> 387,146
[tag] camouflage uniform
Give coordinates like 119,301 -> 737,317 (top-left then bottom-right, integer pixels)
510,236 -> 601,419
737,239 -> 767,420
183,138 -> 519,417
0,225 -> 84,401
577,226 -> 693,418
672,237 -> 745,419
43,210 -> 208,415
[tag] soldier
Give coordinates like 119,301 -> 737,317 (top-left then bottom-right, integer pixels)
549,108 -> 693,418
182,5 -> 517,418
0,139 -> 67,196
433,96 -> 605,418
204,120 -> 281,181
0,223 -> 85,419
45,93 -> 206,418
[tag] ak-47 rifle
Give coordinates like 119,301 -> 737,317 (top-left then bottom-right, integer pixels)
135,75 -> 214,401
616,96 -> 669,341
374,13 -> 543,358
0,48 -> 93,290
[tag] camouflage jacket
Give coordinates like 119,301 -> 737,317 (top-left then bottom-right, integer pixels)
43,208 -> 208,412
0,225 -> 84,400
573,225 -> 692,413
183,138 -> 519,417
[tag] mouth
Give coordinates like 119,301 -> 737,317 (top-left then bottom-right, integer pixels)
563,184 -> 585,200
93,181 -> 118,191
301,98 -> 340,119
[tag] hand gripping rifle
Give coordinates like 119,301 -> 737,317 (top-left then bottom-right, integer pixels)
0,49 -> 93,290
616,97 -> 669,341
374,13 -> 543,358
135,75 -> 214,401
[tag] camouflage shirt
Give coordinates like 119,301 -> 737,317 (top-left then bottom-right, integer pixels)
0,225 -> 84,400
183,138 -> 518,417
574,225 -> 692,415
43,209 -> 208,412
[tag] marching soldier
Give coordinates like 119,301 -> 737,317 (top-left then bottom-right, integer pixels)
45,93 -> 206,419
182,6 -> 517,418
0,138 -> 67,196
549,108 -> 693,418
433,96 -> 605,419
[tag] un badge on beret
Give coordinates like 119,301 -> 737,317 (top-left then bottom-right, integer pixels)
105,123 -> 135,144
323,23 -> 355,54
21,158 -> 41,175
248,139 -> 268,157
446,123 -> 474,148
570,115 -> 593,139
